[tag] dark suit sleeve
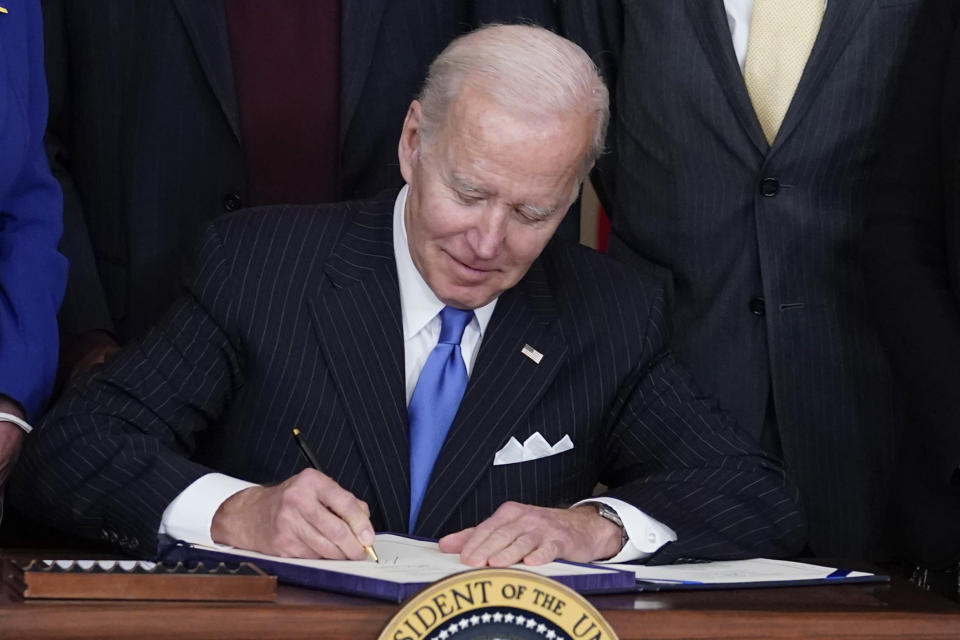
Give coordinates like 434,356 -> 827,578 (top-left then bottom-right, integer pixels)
559,0 -> 622,211
42,0 -> 114,337
10,223 -> 244,554
600,287 -> 806,563
863,1 -> 960,486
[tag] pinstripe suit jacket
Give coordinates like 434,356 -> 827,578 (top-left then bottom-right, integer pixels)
12,196 -> 805,562
561,0 -> 923,560
45,0 -> 558,342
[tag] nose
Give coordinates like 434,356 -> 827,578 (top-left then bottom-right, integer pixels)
468,206 -> 508,260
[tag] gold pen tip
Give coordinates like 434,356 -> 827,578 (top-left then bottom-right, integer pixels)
292,428 -> 300,436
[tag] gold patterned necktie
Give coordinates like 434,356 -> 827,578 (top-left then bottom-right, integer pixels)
743,0 -> 825,145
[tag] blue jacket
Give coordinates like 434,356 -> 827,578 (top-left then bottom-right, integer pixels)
0,0 -> 66,419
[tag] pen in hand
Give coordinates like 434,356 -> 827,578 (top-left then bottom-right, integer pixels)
292,428 -> 379,563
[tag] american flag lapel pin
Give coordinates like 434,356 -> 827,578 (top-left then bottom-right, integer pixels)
521,344 -> 543,364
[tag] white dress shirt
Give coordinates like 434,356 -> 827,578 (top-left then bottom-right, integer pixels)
724,0 -> 829,71
160,186 -> 676,561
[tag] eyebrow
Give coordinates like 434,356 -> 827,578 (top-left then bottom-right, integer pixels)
517,203 -> 556,219
450,175 -> 558,219
450,176 -> 490,197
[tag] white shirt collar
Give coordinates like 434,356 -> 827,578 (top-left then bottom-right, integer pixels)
393,185 -> 497,340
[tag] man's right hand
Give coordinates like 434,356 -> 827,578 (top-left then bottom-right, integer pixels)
210,469 -> 375,559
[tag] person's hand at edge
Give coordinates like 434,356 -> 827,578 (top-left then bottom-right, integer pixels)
0,397 -> 27,499
57,329 -> 121,386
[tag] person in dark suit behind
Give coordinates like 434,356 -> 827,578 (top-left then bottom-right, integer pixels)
863,0 -> 960,599
561,0 -> 926,562
44,0 -> 560,378
11,25 -> 804,566
0,0 -> 67,510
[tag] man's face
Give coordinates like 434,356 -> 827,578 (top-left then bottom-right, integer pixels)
398,87 -> 593,310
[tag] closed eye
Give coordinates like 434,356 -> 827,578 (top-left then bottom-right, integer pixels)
455,191 -> 484,206
515,205 -> 554,224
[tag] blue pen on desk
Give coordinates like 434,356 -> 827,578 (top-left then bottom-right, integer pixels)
291,428 -> 379,563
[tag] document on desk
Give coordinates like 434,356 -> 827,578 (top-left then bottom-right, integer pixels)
159,533 -> 635,602
605,557 -> 887,591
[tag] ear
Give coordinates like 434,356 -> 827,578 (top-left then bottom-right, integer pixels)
398,100 -> 424,185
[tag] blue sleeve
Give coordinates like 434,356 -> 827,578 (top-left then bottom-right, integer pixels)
0,0 -> 68,419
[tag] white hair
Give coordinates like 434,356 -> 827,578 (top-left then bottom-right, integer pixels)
417,24 -> 609,179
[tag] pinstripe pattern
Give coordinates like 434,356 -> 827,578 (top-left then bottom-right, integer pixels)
13,198 -> 804,562
560,0 -> 923,560
48,0 -> 559,341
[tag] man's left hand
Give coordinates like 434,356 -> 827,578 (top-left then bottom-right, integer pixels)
438,502 -> 623,567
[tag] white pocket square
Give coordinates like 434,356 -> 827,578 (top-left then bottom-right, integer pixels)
493,432 -> 573,466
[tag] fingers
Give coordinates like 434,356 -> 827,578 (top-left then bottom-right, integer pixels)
215,469 -> 376,560
447,502 -> 606,567
457,501 -> 522,562
488,533 -> 545,567
317,477 -> 376,548
438,528 -> 474,554
287,469 -> 374,560
454,502 -> 565,568
521,541 -> 561,566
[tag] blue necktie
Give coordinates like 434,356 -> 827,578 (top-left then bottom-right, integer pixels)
408,306 -> 473,532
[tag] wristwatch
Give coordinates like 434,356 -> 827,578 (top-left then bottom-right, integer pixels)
594,502 -> 629,551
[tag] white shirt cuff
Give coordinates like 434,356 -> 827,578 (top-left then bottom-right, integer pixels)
159,473 -> 257,546
574,496 -> 678,563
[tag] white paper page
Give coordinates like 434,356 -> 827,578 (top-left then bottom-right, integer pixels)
189,534 -> 621,584
605,558 -> 874,584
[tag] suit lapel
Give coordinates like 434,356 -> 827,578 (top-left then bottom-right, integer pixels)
339,0 -> 388,148
413,258 -> 570,538
686,0 -> 769,154
171,0 -> 241,142
770,0 -> 873,152
308,200 -> 410,533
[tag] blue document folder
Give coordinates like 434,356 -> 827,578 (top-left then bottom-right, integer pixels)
158,533 -> 636,603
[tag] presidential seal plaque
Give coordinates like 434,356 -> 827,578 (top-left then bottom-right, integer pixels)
378,568 -> 619,640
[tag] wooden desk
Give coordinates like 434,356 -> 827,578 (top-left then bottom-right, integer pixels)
1,572 -> 958,639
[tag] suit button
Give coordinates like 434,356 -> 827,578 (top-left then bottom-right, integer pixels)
749,297 -> 766,316
222,193 -> 243,211
760,178 -> 780,197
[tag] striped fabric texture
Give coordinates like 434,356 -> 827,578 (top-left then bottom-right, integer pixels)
561,0 -> 923,561
12,198 -> 805,563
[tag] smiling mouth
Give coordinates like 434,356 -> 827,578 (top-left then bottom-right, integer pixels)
446,251 -> 493,276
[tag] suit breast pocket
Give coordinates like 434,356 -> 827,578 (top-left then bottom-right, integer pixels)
488,444 -> 593,509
